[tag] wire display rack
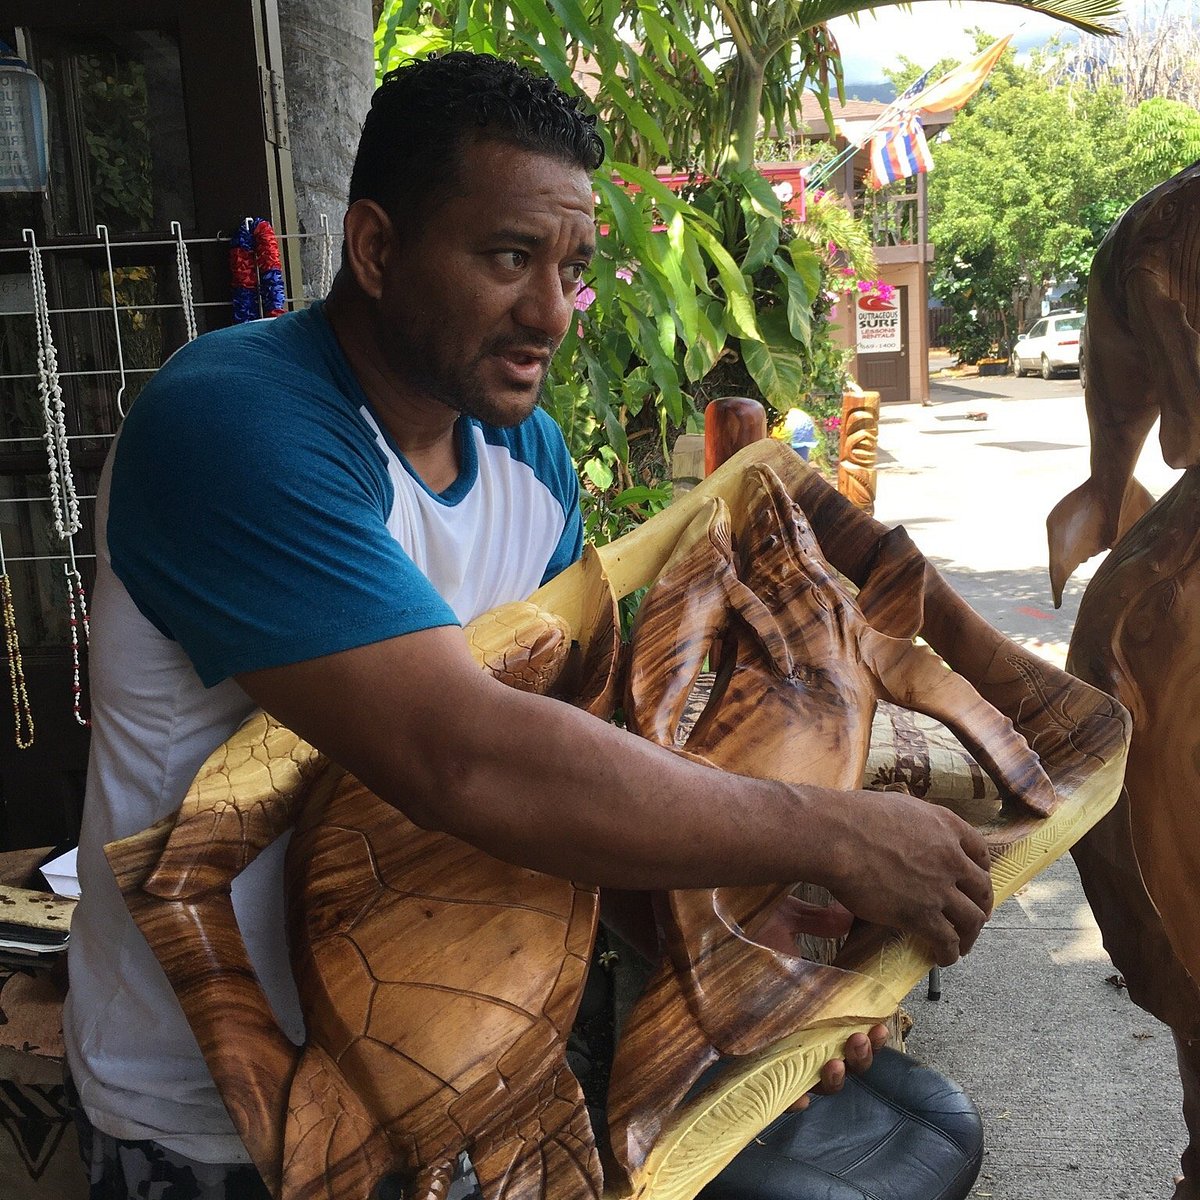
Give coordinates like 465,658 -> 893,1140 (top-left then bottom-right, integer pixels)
0,215 -> 341,746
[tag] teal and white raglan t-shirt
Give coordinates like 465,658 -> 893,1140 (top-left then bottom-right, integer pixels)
63,302 -> 583,1161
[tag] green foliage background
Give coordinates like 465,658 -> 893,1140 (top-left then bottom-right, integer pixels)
910,33 -> 1200,361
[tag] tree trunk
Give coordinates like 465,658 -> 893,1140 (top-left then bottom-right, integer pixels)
719,54 -> 765,176
277,0 -> 376,300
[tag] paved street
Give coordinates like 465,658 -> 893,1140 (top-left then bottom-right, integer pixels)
878,366 -> 1188,1199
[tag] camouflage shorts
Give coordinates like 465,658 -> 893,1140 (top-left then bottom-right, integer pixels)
67,1075 -> 270,1200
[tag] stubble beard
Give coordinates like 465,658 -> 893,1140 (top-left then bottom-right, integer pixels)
384,324 -> 554,429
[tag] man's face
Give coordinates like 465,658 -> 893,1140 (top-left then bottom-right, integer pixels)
375,139 -> 595,428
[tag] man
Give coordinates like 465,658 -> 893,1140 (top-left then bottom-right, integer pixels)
64,52 -> 993,1198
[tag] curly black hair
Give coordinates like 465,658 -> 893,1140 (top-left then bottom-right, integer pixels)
348,52 -> 605,237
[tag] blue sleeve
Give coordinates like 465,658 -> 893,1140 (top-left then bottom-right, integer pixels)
541,464 -> 583,584
107,358 -> 458,688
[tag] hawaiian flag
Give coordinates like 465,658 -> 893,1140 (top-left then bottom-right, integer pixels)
869,113 -> 935,185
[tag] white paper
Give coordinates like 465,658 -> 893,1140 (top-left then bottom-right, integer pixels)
40,846 -> 80,899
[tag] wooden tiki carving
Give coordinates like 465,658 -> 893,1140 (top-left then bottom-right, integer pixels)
837,389 -> 881,515
104,548 -> 622,1200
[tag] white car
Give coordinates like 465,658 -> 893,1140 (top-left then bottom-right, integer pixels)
1010,311 -> 1084,379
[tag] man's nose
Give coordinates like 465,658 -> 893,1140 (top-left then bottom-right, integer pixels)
512,268 -> 573,343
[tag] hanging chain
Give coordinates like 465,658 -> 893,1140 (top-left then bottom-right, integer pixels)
28,236 -> 81,540
317,213 -> 334,298
173,223 -> 199,342
1,575 -> 33,749
65,563 -> 91,729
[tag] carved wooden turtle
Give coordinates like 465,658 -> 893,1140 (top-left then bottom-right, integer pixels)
105,548 -> 621,1200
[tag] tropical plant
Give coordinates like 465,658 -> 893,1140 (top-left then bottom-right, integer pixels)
379,0 -> 1122,539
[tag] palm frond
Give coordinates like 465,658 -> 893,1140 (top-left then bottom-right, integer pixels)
789,0 -> 1120,38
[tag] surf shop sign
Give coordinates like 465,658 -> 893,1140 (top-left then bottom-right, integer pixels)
855,292 -> 901,354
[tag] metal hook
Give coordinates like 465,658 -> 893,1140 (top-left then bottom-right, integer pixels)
95,224 -> 129,418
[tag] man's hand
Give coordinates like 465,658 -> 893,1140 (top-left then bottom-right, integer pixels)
824,790 -> 994,966
788,1025 -> 890,1112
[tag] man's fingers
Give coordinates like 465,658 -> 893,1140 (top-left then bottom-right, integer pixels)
817,1057 -> 846,1094
841,1031 -> 873,1075
960,823 -> 992,871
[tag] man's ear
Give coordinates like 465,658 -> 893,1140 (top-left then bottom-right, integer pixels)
341,200 -> 397,301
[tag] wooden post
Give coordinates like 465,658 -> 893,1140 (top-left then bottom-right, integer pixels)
837,389 -> 881,516
704,397 -> 767,477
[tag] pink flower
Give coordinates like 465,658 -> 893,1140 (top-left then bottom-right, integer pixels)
858,280 -> 872,292
574,284 -> 597,312
616,267 -> 634,283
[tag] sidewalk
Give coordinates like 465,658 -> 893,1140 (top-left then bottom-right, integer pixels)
880,370 -> 1187,1198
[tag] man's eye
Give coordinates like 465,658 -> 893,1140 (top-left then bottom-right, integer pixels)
499,250 -> 528,269
564,263 -> 587,283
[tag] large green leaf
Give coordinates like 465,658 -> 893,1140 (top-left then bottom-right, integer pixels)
742,211 -> 781,274
784,0 -> 1118,36
741,308 -> 809,408
683,300 -> 727,380
660,213 -> 700,343
687,224 -> 759,339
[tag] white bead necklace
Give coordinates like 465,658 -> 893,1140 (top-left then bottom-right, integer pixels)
65,558 -> 90,729
26,231 -> 81,541
172,220 -> 199,342
0,523 -> 33,749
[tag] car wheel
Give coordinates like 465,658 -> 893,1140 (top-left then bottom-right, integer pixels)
1041,355 -> 1053,381
1078,358 -> 1087,390
1010,351 -> 1022,377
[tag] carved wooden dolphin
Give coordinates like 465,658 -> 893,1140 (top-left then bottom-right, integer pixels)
1047,159 -> 1200,606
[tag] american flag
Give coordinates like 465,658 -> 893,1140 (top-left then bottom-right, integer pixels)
896,68 -> 933,105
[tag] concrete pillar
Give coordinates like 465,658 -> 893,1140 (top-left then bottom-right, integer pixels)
277,0 -> 375,300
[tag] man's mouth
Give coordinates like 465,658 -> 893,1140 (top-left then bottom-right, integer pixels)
494,347 -> 551,385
